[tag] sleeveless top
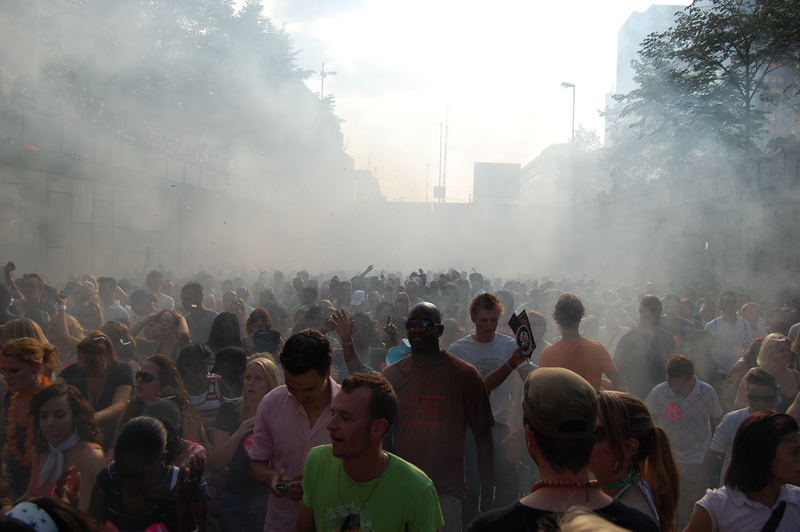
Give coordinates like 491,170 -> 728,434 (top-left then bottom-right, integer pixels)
612,473 -> 660,524
188,374 -> 223,426
28,442 -> 102,497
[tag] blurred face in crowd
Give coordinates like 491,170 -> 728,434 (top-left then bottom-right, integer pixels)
284,368 -> 329,407
771,432 -> 800,486
39,395 -> 75,447
405,305 -> 442,353
742,305 -> 759,325
146,274 -> 162,294
158,311 -> 180,339
721,294 -> 738,317
472,308 -> 500,341
589,414 -> 633,481
769,339 -> 793,368
639,301 -> 662,327
117,454 -> 165,494
135,360 -> 161,404
667,375 -> 695,397
244,363 -> 271,402
181,287 -> 202,311
19,277 -> 42,301
746,382 -> 778,413
98,282 -> 115,305
0,356 -> 40,392
249,315 -> 270,335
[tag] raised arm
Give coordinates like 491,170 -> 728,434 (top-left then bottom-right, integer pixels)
332,309 -> 375,374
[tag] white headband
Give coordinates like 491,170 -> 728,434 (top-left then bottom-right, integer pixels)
6,501 -> 59,532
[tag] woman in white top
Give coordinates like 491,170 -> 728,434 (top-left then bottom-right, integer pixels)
684,411 -> 800,532
590,391 -> 680,532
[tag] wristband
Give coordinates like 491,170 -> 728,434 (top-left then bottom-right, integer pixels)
58,305 -> 67,312
341,338 -> 353,346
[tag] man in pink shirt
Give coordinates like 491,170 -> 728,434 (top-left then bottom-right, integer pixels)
248,329 -> 341,532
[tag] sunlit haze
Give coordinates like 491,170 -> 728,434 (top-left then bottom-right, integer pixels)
261,0 -> 691,202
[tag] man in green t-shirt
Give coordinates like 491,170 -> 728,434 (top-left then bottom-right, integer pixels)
296,372 -> 444,532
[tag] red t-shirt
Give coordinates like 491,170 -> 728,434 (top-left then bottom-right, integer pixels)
383,350 -> 494,498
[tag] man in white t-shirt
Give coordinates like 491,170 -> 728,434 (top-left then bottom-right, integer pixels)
646,354 -> 723,526
449,293 -> 534,520
696,368 -> 778,499
704,291 -> 753,382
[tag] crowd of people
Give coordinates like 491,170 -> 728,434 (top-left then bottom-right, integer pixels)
1,260 -> 799,531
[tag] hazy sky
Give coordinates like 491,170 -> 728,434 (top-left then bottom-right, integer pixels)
260,0 -> 690,202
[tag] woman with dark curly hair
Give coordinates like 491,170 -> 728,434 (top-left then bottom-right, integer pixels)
25,383 -> 106,512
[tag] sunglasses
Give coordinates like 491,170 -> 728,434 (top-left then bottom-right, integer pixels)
747,393 -> 776,403
135,371 -> 159,383
405,319 -> 436,330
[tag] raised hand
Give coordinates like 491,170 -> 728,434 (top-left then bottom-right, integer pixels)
331,309 -> 354,342
55,466 -> 81,508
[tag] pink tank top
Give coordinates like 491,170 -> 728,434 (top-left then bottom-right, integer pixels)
28,442 -> 102,497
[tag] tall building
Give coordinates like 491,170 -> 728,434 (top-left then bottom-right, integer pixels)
615,5 -> 684,94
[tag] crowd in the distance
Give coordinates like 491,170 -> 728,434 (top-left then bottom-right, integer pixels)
1,261 -> 799,532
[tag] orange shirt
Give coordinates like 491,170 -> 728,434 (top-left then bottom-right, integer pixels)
538,337 -> 615,391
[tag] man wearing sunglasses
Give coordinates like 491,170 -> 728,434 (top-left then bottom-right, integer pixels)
694,368 -> 779,501
383,302 -> 494,532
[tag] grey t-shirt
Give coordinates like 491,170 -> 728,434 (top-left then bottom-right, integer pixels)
184,308 -> 219,344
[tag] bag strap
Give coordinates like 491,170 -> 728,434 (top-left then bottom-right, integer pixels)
759,500 -> 787,532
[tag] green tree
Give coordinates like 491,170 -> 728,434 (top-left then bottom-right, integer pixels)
606,0 -> 800,184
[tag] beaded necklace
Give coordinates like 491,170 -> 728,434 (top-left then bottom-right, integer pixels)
531,479 -> 601,492
531,479 -> 601,503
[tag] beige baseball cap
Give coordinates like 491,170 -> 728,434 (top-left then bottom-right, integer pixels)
523,367 -> 598,440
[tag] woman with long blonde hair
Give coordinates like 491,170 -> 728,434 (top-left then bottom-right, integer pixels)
590,391 -> 680,532
209,355 -> 281,531
734,333 -> 799,412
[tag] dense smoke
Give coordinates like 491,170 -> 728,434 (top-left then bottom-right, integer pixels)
0,0 -> 797,295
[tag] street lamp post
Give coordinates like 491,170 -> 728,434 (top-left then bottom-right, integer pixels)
560,81 -> 576,143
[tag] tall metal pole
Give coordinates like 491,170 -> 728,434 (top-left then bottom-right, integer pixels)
571,85 -> 576,144
561,82 -> 576,143
442,104 -> 449,202
320,62 -> 325,98
320,62 -> 337,100
438,123 -> 443,188
426,164 -> 430,204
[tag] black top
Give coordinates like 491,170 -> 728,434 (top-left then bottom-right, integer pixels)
211,399 -> 268,496
467,501 -> 659,532
60,362 -> 133,448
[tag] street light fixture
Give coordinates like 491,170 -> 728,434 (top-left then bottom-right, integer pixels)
561,81 -> 576,143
